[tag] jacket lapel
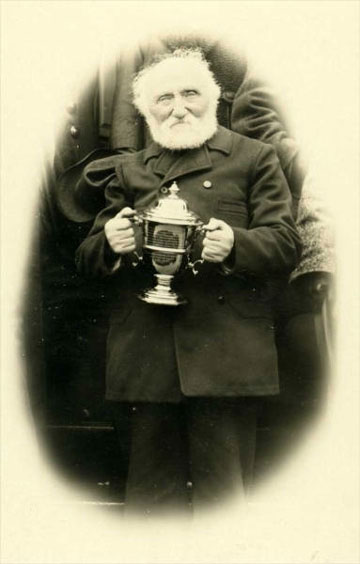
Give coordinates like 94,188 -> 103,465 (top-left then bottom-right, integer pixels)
155,145 -> 213,188
144,126 -> 232,188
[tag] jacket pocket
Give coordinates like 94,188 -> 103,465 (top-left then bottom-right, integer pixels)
227,290 -> 274,320
216,199 -> 249,227
217,199 -> 248,214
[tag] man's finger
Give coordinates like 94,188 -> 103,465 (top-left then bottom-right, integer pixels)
113,243 -> 136,254
203,218 -> 226,232
203,236 -> 229,249
115,207 -> 137,219
203,245 -> 223,255
201,250 -> 222,262
110,235 -> 135,246
112,225 -> 134,237
204,230 -> 223,241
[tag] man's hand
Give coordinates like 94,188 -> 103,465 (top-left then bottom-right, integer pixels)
104,207 -> 137,254
201,218 -> 234,263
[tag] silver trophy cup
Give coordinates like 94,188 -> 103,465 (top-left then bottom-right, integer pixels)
136,182 -> 203,306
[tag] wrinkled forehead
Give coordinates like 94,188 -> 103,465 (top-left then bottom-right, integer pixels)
143,58 -> 212,100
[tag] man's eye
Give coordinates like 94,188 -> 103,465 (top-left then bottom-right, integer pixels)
157,94 -> 172,103
184,90 -> 199,97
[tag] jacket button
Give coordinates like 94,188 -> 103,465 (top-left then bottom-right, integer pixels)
217,295 -> 225,304
70,125 -> 80,138
222,91 -> 235,103
203,180 -> 212,189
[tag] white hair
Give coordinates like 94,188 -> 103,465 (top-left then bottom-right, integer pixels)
132,48 -> 221,116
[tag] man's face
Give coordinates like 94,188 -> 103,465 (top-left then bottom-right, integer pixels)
142,59 -> 218,150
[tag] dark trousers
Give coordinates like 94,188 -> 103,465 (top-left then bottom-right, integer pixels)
112,398 -> 258,516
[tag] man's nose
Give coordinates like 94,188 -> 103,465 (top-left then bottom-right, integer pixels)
172,98 -> 187,119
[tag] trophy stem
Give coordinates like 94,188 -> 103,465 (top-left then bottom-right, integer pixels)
138,274 -> 187,306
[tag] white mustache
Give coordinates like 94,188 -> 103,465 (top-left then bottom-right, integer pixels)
167,117 -> 194,128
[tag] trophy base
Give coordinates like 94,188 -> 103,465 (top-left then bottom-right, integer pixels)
138,274 -> 187,306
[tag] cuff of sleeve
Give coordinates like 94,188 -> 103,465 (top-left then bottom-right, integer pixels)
104,239 -> 122,273
219,244 -> 236,276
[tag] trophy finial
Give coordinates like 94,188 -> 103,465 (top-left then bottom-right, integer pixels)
169,182 -> 180,197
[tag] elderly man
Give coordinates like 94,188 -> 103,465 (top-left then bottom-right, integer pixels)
75,49 -> 301,515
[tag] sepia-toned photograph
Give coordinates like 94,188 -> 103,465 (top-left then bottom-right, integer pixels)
1,1 -> 359,563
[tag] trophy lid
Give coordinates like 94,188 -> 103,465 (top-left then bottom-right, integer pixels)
141,182 -> 202,226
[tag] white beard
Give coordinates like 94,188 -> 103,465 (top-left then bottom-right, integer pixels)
145,107 -> 218,150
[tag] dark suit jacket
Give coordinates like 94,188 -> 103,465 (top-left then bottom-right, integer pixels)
76,127 -> 301,402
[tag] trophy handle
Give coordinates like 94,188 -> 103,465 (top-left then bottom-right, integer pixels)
187,258 -> 204,276
185,222 -> 206,275
129,214 -> 144,267
130,214 -> 143,226
130,251 -> 143,267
